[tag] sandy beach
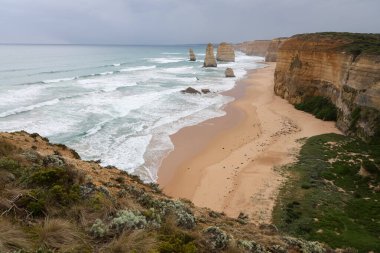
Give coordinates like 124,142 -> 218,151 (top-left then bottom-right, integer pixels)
158,63 -> 341,224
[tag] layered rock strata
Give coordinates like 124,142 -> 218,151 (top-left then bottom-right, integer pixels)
189,48 -> 196,61
234,40 -> 271,57
274,33 -> 380,142
265,38 -> 288,62
203,43 -> 217,67
216,42 -> 235,62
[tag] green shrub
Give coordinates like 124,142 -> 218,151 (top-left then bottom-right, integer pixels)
295,96 -> 337,121
0,158 -> 21,176
111,210 -> 147,231
91,219 -> 108,238
203,226 -> 230,250
362,160 -> 379,174
237,240 -> 267,252
158,222 -> 197,253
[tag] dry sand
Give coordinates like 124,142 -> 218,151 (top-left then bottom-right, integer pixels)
158,63 -> 341,224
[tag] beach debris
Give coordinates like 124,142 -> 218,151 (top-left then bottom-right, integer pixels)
217,42 -> 235,62
203,43 -> 217,67
225,67 -> 235,77
180,87 -> 201,94
189,48 -> 196,61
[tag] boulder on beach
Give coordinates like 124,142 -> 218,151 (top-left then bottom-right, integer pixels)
181,87 -> 201,94
217,42 -> 235,62
201,89 -> 211,94
203,43 -> 217,67
225,68 -> 235,77
189,48 -> 196,61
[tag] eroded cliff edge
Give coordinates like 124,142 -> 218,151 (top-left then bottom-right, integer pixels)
274,33 -> 380,142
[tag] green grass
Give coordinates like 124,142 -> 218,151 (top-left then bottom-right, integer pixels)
295,96 -> 337,121
294,32 -> 380,55
273,133 -> 380,252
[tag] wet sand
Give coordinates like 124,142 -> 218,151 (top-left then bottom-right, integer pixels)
158,63 -> 340,223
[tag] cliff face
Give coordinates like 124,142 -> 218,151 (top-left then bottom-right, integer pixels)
265,38 -> 288,62
216,42 -> 235,62
234,40 -> 271,57
274,33 -> 380,142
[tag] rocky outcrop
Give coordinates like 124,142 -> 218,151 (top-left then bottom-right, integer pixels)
204,43 -> 217,67
216,42 -> 235,62
181,87 -> 201,94
189,48 -> 196,61
225,68 -> 235,77
265,38 -> 288,62
274,33 -> 380,142
234,40 -> 271,57
201,89 -> 211,94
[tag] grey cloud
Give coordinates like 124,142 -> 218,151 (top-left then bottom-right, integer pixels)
0,0 -> 379,44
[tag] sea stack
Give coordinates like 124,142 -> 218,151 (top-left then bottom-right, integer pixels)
189,48 -> 196,61
203,43 -> 217,67
217,42 -> 235,62
225,68 -> 235,77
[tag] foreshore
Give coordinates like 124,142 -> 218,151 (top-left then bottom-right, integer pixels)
158,63 -> 341,223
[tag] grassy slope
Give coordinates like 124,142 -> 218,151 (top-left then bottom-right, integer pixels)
0,131 -> 327,253
294,32 -> 380,55
273,133 -> 380,252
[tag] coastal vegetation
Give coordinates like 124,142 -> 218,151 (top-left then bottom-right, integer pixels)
295,32 -> 380,55
0,131 -> 329,253
273,133 -> 380,252
295,96 -> 337,121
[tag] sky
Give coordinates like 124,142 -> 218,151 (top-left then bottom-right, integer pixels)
0,0 -> 379,45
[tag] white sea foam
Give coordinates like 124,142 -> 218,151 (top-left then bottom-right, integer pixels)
0,98 -> 60,118
0,45 -> 262,182
120,65 -> 157,72
146,57 -> 186,64
43,77 -> 76,83
100,134 -> 153,172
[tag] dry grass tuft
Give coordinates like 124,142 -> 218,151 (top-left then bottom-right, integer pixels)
103,229 -> 157,253
0,218 -> 32,252
34,218 -> 87,252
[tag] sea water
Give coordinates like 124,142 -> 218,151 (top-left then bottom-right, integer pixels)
0,44 -> 263,181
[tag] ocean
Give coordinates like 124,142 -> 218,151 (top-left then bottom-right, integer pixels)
0,44 -> 263,181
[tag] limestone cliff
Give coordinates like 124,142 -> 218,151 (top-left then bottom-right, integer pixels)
234,40 -> 271,57
274,33 -> 380,142
265,38 -> 288,62
189,48 -> 196,61
203,43 -> 217,67
216,42 -> 235,62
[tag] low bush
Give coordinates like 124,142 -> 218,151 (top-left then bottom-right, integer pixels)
295,96 -> 337,121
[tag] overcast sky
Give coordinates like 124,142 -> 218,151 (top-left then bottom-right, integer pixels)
0,0 -> 379,45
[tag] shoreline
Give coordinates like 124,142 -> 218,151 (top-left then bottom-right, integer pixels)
157,63 -> 341,223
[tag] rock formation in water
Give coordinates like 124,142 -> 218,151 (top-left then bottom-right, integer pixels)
225,68 -> 235,77
181,87 -> 201,94
265,38 -> 288,62
203,43 -> 217,67
274,33 -> 380,142
189,48 -> 196,61
201,89 -> 211,94
234,40 -> 271,57
216,42 -> 235,62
